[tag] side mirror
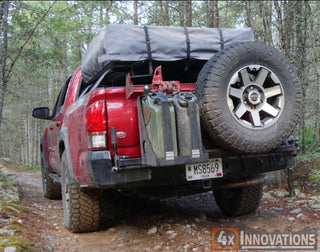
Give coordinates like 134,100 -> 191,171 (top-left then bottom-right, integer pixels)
32,107 -> 50,120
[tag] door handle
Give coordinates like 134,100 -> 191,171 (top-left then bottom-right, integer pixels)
56,122 -> 61,127
49,126 -> 54,130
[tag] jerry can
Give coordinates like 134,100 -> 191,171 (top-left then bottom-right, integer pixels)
141,92 -> 177,159
173,92 -> 202,158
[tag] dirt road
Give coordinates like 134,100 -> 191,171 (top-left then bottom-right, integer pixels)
2,166 -> 320,252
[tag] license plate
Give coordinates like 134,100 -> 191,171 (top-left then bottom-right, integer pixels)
185,158 -> 223,181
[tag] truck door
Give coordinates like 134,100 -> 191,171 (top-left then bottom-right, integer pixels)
47,77 -> 70,172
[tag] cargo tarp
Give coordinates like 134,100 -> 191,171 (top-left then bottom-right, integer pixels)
81,24 -> 254,83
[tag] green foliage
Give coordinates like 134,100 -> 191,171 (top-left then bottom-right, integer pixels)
21,163 -> 40,172
295,146 -> 320,192
296,152 -> 320,163
0,172 -> 33,251
308,169 -> 320,181
298,122 -> 320,154
1,159 -> 39,172
0,235 -> 33,252
5,160 -> 17,167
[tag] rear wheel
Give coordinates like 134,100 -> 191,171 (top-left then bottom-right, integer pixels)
41,153 -> 61,199
61,152 -> 101,233
213,182 -> 263,216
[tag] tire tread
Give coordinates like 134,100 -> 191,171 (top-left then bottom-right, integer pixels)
195,41 -> 302,153
41,155 -> 61,200
214,183 -> 263,216
61,152 -> 101,233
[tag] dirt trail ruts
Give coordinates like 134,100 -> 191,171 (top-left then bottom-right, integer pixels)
2,166 -> 320,252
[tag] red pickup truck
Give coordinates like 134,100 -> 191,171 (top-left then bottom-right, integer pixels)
32,25 -> 301,233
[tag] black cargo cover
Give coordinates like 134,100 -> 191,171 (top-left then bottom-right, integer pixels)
81,24 -> 254,83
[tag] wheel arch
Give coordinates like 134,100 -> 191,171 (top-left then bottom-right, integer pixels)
59,127 -> 78,184
40,136 -> 45,159
40,136 -> 44,153
40,136 -> 50,170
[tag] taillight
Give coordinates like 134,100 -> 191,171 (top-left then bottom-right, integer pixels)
85,100 -> 107,149
87,134 -> 106,149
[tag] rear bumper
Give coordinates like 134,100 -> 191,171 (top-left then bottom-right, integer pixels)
86,142 -> 298,189
87,151 -> 151,187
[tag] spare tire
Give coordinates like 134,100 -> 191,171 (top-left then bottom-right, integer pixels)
195,42 -> 302,154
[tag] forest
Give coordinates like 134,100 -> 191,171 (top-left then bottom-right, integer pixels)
0,0 -> 319,170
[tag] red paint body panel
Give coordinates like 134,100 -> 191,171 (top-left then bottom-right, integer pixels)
65,88 -> 108,185
63,93 -> 91,185
47,113 -> 62,173
106,88 -> 142,158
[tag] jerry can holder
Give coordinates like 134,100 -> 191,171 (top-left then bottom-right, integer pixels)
137,93 -> 209,167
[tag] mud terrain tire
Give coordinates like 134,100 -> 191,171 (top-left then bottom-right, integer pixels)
61,152 -> 101,233
195,42 -> 302,154
213,182 -> 263,216
41,153 -> 61,199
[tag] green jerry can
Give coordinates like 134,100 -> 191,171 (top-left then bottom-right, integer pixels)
173,92 -> 202,158
141,92 -> 178,159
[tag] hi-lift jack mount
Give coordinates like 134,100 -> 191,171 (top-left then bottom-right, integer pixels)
125,66 -> 195,99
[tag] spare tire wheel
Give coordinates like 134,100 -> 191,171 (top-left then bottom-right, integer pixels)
195,42 -> 302,154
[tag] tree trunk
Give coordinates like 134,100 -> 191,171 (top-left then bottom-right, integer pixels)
313,71 -> 320,144
245,1 -> 255,36
105,2 -> 110,24
133,0 -> 138,25
295,1 -> 310,153
266,1 -> 273,45
87,3 -> 93,35
206,0 -> 214,28
185,0 -> 192,27
259,1 -> 273,45
164,0 -> 169,26
283,0 -> 294,57
0,1 -> 9,133
0,2 -> 5,30
99,5 -> 104,28
214,0 -> 219,28
179,1 -> 184,27
274,1 -> 285,51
